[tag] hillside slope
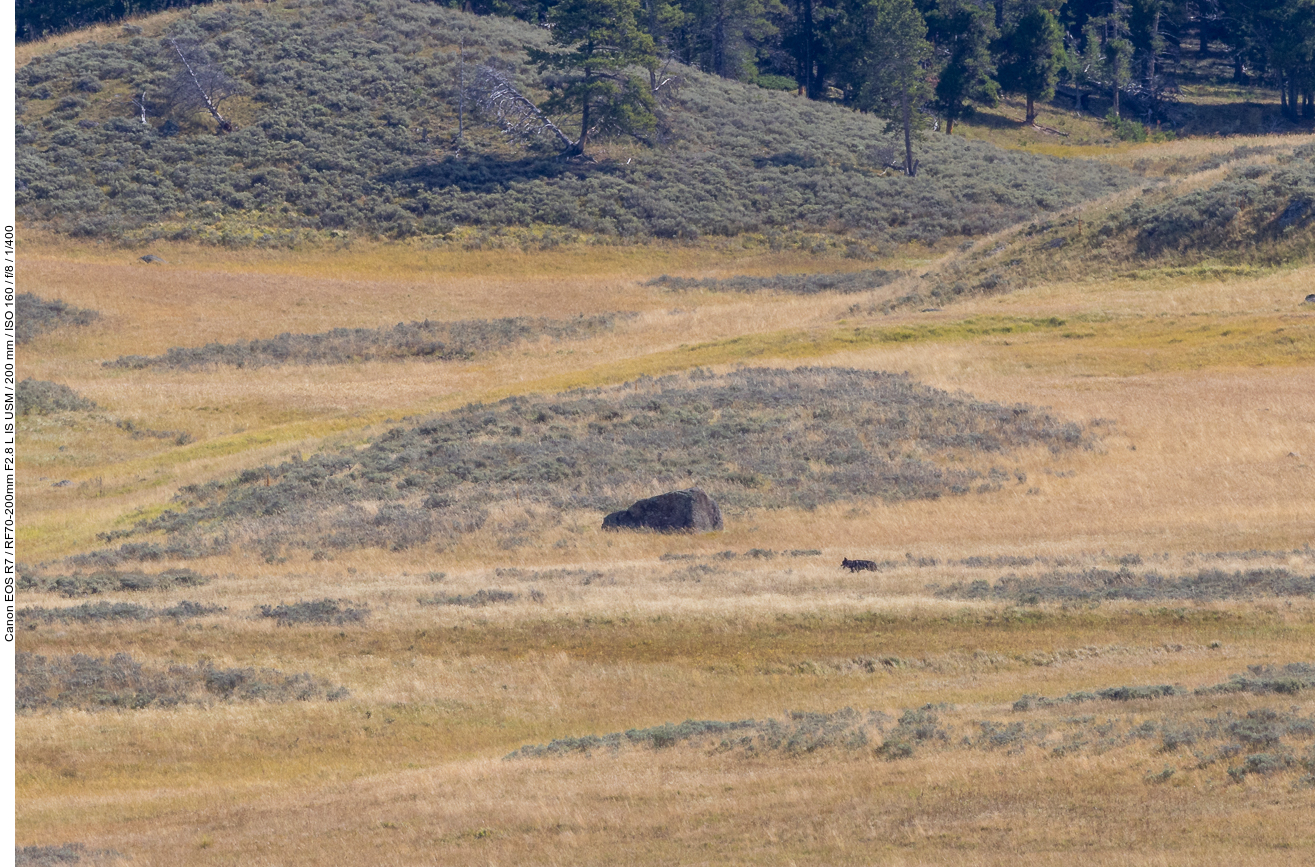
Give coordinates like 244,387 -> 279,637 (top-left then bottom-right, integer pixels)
16,0 -> 1134,247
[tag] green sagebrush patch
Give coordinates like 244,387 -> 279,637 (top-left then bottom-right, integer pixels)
1097,147 -> 1315,260
648,268 -> 904,296
16,379 -> 97,415
1013,664 -> 1315,712
18,600 -> 224,624
505,707 -> 885,759
256,598 -> 370,626
18,566 -> 210,597
88,367 -> 1090,561
105,314 -> 627,370
14,0 -> 1133,246
508,668 -> 1315,774
932,567 -> 1315,604
15,293 -> 100,343
15,651 -> 350,712
418,589 -> 518,607
15,843 -> 126,867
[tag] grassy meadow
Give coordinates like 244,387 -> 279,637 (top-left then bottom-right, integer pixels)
15,5 -> 1315,863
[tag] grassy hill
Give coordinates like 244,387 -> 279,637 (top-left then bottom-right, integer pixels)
16,0 -> 1134,248
77,366 -> 1090,566
14,4 -> 1315,867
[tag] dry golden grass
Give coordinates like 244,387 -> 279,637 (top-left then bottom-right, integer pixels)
17,623 -> 1315,866
16,134 -> 1315,863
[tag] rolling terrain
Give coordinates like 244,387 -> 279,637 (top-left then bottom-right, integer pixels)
14,2 -> 1315,865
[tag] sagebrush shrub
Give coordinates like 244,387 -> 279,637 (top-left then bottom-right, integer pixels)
16,379 -> 96,415
18,568 -> 210,597
15,651 -> 349,712
15,293 -> 99,343
107,314 -> 626,370
257,599 -> 369,625
418,588 -> 517,607
15,0 -> 1134,246
91,367 -> 1091,559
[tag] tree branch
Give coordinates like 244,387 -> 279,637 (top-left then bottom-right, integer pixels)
472,65 -> 576,151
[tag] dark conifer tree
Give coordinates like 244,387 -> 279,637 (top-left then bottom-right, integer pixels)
928,0 -> 1000,133
529,0 -> 660,154
670,0 -> 782,79
998,3 -> 1066,122
832,0 -> 934,174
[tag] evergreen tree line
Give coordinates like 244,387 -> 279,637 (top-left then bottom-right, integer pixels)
480,0 -> 1315,172
21,0 -> 1315,126
525,0 -> 1315,125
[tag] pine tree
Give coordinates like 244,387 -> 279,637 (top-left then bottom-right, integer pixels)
997,4 -> 1064,123
832,0 -> 934,175
671,0 -> 781,79
1081,2 -> 1134,118
929,0 -> 1000,133
529,0 -> 660,155
1128,0 -> 1170,111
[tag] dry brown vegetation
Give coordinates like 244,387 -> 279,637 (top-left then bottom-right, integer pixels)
16,30 -> 1315,867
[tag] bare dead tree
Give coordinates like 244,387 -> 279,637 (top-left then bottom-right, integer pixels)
456,38 -> 466,148
650,56 -> 682,98
165,38 -> 243,132
472,64 -> 575,151
869,143 -> 917,176
129,91 -> 149,124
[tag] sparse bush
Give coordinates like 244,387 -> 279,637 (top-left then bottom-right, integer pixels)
257,599 -> 369,626
15,843 -> 125,866
419,589 -> 517,607
106,315 -> 626,371
15,293 -> 99,343
1099,685 -> 1180,702
1102,159 -> 1315,259
932,567 -> 1315,604
1160,726 -> 1200,752
65,537 -> 231,568
1196,664 -> 1315,697
648,268 -> 903,296
16,380 -> 96,415
1229,752 -> 1293,782
877,707 -> 948,758
16,651 -> 349,712
506,708 -> 882,759
974,720 -> 1029,750
1106,112 -> 1148,142
95,367 -> 1091,559
1146,766 -> 1175,783
503,687 -> 1315,780
18,568 -> 210,597
18,600 -> 223,624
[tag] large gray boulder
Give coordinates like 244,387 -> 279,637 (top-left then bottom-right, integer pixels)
602,488 -> 723,533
